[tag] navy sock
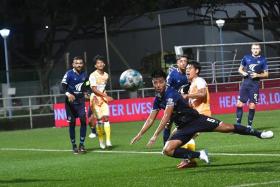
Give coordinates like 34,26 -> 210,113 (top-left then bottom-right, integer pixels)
248,109 -> 255,127
91,127 -> 96,134
236,107 -> 243,125
233,125 -> 261,138
80,117 -> 87,145
163,128 -> 171,145
69,122 -> 76,145
173,148 -> 200,159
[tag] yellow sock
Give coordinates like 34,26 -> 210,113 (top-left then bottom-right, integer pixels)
104,121 -> 111,143
96,123 -> 104,143
181,139 -> 196,163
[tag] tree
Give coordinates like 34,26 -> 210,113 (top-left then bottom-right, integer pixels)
0,0 -> 160,94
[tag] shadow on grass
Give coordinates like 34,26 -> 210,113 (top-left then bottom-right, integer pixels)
0,178 -> 63,184
87,144 -> 120,152
163,159 -> 279,173
255,126 -> 277,130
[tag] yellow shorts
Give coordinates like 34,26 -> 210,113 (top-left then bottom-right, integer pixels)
91,101 -> 109,119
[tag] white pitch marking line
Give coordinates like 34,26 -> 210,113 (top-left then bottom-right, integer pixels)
227,180 -> 280,187
0,148 -> 280,157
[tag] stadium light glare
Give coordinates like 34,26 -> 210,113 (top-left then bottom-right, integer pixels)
215,20 -> 225,82
216,19 -> 225,28
0,28 -> 12,118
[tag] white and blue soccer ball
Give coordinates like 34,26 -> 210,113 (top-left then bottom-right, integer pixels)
119,69 -> 143,91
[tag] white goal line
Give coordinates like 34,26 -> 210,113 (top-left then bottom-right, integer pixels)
0,147 -> 280,157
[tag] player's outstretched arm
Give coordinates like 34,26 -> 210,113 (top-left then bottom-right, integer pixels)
130,110 -> 158,145
147,105 -> 173,147
130,110 -> 158,144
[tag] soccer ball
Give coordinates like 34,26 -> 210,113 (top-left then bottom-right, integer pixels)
119,69 -> 143,91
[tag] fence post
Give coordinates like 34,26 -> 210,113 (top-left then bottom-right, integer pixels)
29,96 -> 33,129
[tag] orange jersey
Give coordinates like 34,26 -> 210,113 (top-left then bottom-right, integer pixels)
89,70 -> 109,106
189,77 -> 211,116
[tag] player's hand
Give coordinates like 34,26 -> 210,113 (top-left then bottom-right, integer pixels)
241,72 -> 248,77
250,73 -> 258,79
147,136 -> 157,148
130,134 -> 142,144
105,96 -> 114,102
67,94 -> 75,102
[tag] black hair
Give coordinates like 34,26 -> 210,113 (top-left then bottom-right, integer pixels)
188,61 -> 201,75
93,55 -> 106,64
151,69 -> 167,79
73,56 -> 84,62
177,54 -> 188,60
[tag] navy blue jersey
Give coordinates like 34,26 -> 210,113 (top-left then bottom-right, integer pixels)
152,87 -> 199,128
166,68 -> 188,90
61,69 -> 87,104
241,54 -> 268,81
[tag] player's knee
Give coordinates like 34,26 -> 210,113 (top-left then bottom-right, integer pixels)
248,103 -> 256,109
237,101 -> 243,107
162,145 -> 174,156
103,116 -> 109,122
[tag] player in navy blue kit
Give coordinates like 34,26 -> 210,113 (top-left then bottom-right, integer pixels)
236,43 -> 269,128
131,70 -> 273,164
61,56 -> 88,154
163,55 -> 188,145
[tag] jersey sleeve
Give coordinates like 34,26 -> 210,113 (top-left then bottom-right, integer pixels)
61,71 -> 69,85
262,58 -> 268,71
89,73 -> 97,87
240,56 -> 247,67
196,77 -> 207,90
165,91 -> 179,107
166,71 -> 175,87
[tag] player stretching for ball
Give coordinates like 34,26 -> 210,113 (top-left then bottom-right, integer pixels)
61,56 -> 87,154
236,43 -> 268,129
89,55 -> 113,149
131,69 -> 273,165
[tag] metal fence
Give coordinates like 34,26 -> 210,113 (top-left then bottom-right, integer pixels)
199,56 -> 280,83
1,77 -> 280,129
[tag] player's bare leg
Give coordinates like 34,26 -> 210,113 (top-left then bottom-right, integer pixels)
88,114 -> 97,139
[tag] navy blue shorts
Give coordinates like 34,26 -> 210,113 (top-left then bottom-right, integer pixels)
65,99 -> 86,122
169,115 -> 221,145
239,79 -> 259,104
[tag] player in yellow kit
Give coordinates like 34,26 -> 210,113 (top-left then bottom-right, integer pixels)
177,61 -> 211,168
89,55 -> 113,149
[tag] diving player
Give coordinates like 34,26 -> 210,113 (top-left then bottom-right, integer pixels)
131,69 -> 273,165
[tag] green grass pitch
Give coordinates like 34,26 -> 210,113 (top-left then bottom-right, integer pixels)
0,110 -> 279,187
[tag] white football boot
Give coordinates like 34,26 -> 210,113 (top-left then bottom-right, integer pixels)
260,131 -> 274,139
199,150 -> 210,164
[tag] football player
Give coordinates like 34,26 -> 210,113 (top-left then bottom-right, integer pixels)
164,55 -> 188,145
61,56 -> 87,154
89,55 -> 113,149
131,69 -> 273,165
236,43 -> 269,128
